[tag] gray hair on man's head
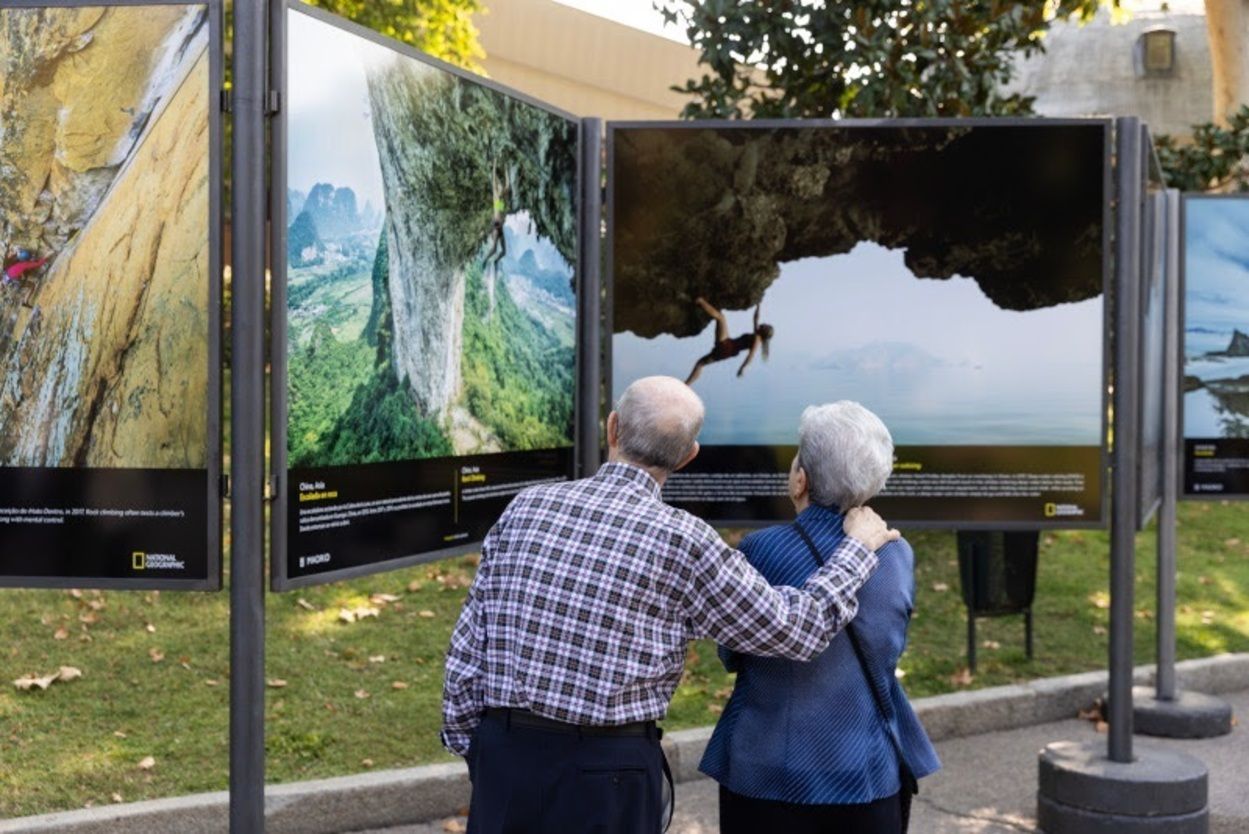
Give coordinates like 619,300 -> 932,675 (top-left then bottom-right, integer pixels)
797,401 -> 894,509
615,376 -> 705,472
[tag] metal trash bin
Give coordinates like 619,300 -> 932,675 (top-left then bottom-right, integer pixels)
956,531 -> 1040,672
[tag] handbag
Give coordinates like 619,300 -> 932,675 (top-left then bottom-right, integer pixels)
792,519 -> 920,799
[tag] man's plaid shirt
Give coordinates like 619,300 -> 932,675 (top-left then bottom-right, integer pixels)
441,462 -> 879,755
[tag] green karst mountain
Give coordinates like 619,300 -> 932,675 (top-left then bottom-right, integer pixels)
288,210 -> 324,268
364,56 -> 577,420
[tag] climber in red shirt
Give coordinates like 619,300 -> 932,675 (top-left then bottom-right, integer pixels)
3,255 -> 48,286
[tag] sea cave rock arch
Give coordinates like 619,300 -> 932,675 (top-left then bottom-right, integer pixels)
611,125 -> 1105,340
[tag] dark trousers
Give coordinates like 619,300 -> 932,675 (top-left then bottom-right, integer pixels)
467,711 -> 666,834
719,784 -> 911,834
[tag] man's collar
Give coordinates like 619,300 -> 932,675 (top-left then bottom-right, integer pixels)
596,461 -> 663,499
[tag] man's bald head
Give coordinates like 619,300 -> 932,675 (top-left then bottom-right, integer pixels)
613,377 -> 705,473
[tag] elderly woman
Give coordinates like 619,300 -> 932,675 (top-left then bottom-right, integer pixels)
699,402 -> 939,833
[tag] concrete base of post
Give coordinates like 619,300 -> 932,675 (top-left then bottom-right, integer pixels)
1132,685 -> 1233,739
1036,740 -> 1208,833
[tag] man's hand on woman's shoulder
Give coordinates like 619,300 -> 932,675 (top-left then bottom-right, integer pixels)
843,506 -> 901,551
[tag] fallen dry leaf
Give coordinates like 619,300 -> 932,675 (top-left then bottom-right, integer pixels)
392,681 -> 409,690
1224,538 -> 1241,548
982,640 -> 1001,651
707,704 -> 723,715
69,589 -> 83,599
950,668 -> 974,687
149,648 -> 165,663
205,679 -> 221,687
145,623 -> 156,634
79,612 -> 98,625
13,673 -> 57,691
1198,576 -> 1212,586
1089,592 -> 1110,610
114,731 -> 128,739
442,819 -> 467,833
370,593 -> 401,605
418,610 -> 436,619
338,606 -> 381,624
1095,721 -> 1109,734
354,689 -> 370,700
1093,625 -> 1107,636
407,580 -> 423,593
368,655 -> 386,664
53,627 -> 69,640
1201,611 -> 1216,625
296,598 -> 317,612
88,599 -> 105,612
931,582 -> 949,593
111,793 -> 124,804
267,679 -> 288,689
137,756 -> 156,771
58,666 -> 83,683
361,758 -> 374,768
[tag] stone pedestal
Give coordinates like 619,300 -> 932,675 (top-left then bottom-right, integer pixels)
1132,686 -> 1233,739
1037,740 -> 1208,833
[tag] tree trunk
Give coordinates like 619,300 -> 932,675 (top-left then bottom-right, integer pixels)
1206,0 -> 1249,125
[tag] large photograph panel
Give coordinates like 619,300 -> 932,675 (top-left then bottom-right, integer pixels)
0,2 -> 219,587
279,6 -> 578,586
610,123 -> 1107,527
1182,194 -> 1249,497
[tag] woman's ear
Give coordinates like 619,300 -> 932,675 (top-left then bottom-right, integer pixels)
792,465 -> 809,501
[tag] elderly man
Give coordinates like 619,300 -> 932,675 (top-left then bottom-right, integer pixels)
442,376 -> 899,834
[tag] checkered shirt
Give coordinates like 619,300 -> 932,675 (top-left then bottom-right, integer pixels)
440,462 -> 879,755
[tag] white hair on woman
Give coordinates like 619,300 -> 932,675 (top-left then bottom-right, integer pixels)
797,401 -> 894,509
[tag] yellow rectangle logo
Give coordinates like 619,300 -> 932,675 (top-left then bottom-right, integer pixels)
132,552 -> 146,570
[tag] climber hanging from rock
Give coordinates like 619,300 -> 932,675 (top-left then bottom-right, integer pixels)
482,162 -> 510,321
684,296 -> 775,386
2,247 -> 48,289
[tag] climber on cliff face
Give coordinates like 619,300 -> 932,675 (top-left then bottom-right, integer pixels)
2,249 -> 48,287
684,297 -> 775,386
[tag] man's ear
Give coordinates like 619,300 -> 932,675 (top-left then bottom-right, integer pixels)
674,441 -> 700,472
606,412 -> 620,449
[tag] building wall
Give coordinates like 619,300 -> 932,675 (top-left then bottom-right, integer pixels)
476,0 -> 701,120
1007,4 -> 1212,137
477,0 -> 1214,137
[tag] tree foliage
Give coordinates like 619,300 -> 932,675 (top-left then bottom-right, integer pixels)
1156,106 -> 1249,193
303,0 -> 486,72
656,0 -> 1115,119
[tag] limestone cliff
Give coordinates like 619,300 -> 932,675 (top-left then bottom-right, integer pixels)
365,57 -> 577,420
0,7 -> 210,468
612,125 -> 1107,339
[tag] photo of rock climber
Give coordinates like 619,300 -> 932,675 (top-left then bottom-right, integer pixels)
685,297 -> 774,385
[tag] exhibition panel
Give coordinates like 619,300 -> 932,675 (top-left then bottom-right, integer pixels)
273,3 -> 581,588
0,0 -> 223,589
1181,194 -> 1249,498
609,120 -> 1111,528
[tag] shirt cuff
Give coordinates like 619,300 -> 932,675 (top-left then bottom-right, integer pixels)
441,728 -> 472,757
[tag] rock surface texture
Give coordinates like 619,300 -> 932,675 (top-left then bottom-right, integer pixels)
612,125 -> 1107,339
0,7 -> 210,468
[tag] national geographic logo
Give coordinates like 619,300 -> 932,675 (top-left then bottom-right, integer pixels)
130,551 -> 186,571
1045,502 -> 1085,519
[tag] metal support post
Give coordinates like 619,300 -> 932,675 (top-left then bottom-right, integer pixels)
230,0 -> 269,830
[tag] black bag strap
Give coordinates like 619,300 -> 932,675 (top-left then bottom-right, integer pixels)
793,519 -> 919,796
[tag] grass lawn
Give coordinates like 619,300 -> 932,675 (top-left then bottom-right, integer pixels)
2,501 -> 1247,817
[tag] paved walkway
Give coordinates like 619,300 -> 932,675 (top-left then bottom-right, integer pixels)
356,689 -> 1248,834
